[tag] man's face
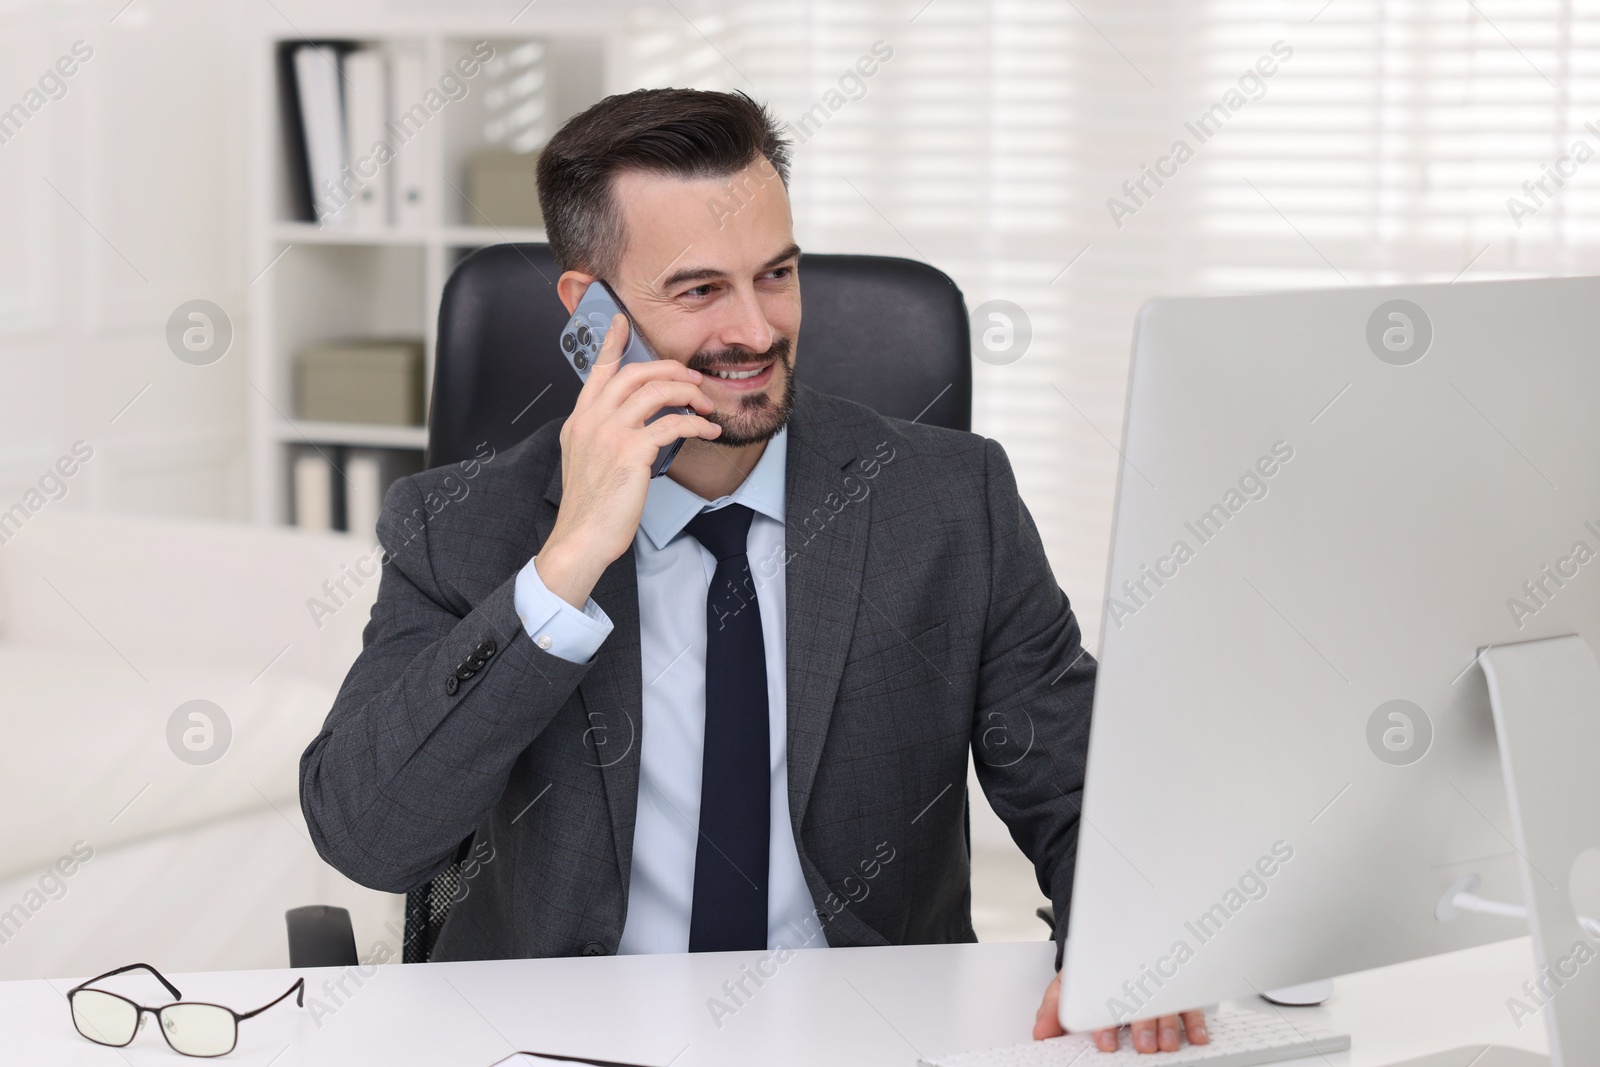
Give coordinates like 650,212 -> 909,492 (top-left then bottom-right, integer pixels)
604,158 -> 801,447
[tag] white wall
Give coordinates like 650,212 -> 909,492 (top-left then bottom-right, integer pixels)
0,0 -> 252,521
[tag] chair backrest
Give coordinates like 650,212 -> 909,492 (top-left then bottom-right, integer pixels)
427,244 -> 971,468
407,244 -> 972,961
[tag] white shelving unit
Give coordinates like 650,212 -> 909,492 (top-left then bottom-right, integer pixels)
246,13 -> 619,526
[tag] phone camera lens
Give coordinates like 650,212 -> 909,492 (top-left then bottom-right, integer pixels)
576,325 -> 591,346
561,333 -> 576,354
574,352 -> 589,371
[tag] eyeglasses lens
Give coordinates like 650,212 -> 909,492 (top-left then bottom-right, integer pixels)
71,990 -> 138,1047
159,1003 -> 237,1056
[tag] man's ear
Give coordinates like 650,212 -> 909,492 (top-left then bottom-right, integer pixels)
557,270 -> 597,315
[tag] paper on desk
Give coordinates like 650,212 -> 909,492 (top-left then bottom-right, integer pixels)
488,1053 -> 656,1067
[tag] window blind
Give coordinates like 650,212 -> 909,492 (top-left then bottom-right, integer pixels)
619,0 -> 1600,652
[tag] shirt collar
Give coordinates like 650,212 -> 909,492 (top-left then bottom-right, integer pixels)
638,425 -> 788,552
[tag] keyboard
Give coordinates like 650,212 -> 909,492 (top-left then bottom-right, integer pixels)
918,1007 -> 1350,1066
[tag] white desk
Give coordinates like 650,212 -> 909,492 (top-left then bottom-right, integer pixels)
1,938 -> 1548,1065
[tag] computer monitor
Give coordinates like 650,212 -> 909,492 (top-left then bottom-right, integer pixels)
1060,276 -> 1600,1032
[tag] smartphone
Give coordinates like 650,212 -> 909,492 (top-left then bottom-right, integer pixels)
559,280 -> 690,478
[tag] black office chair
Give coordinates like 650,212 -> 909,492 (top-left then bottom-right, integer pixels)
287,243 -> 973,967
426,243 -> 970,469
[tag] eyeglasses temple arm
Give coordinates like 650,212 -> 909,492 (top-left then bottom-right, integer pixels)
69,962 -> 183,1001
237,977 -> 305,1020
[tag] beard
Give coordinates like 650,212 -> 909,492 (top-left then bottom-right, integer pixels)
686,334 -> 797,448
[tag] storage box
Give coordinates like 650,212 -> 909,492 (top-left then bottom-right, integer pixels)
465,148 -> 544,228
294,340 -> 425,426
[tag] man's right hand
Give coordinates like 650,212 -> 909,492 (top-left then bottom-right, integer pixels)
534,314 -> 722,609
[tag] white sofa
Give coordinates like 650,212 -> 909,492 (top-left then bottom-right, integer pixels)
0,509 -> 402,981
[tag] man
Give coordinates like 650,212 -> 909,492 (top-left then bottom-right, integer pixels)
299,87 -> 1204,1055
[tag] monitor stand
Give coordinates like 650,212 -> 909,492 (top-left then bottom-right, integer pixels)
1469,634 -> 1600,1067
1273,637 -> 1594,1064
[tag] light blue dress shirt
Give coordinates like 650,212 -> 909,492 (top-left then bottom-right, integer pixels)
512,427 -> 821,954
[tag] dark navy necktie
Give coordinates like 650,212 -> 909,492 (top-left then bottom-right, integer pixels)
683,503 -> 770,952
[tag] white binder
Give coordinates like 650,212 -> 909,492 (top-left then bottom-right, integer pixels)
343,48 -> 391,229
389,43 -> 429,229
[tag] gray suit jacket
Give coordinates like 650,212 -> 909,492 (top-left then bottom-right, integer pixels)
300,383 -> 1096,965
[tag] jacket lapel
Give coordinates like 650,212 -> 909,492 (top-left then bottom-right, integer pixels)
782,386 -> 871,834
540,469 -> 644,894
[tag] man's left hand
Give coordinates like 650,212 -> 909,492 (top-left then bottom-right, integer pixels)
1033,973 -> 1209,1053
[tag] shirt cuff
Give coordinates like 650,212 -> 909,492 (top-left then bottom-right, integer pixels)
513,555 -> 614,664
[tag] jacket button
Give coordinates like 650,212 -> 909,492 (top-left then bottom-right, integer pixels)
445,675 -> 459,695
479,640 -> 497,658
456,665 -> 475,680
580,941 -> 607,956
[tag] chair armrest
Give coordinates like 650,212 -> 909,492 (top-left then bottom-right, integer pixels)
286,905 -> 359,968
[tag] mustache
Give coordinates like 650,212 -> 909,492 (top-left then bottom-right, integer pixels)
688,335 -> 793,372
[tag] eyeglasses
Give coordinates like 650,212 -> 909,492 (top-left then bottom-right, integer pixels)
68,963 -> 304,1057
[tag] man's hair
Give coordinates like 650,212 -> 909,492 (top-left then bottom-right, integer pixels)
536,88 -> 792,278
